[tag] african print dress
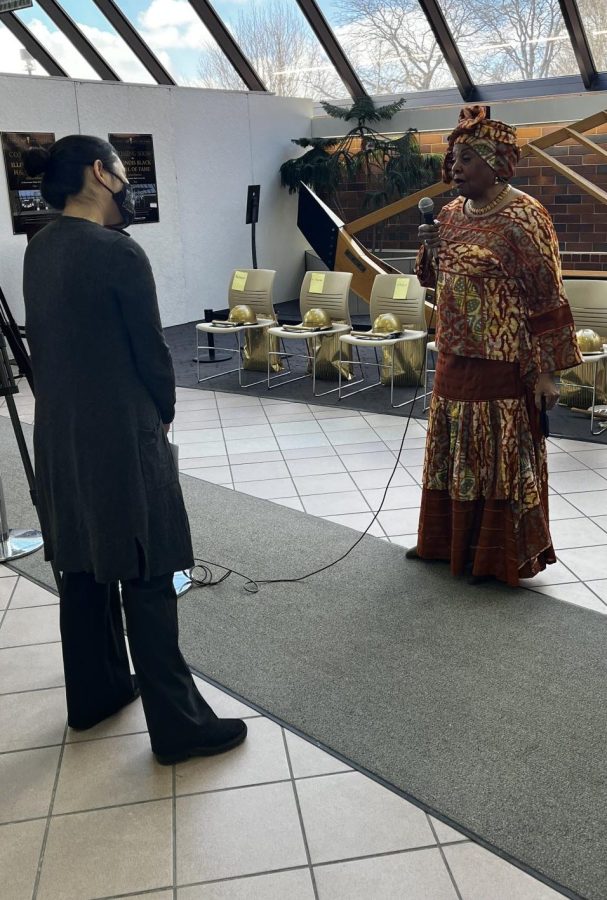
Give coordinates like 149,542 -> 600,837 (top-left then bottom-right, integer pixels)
415,193 -> 582,586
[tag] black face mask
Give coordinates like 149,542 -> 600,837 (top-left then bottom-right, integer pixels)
101,173 -> 135,228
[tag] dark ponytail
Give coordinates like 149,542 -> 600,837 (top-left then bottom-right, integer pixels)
23,135 -> 118,210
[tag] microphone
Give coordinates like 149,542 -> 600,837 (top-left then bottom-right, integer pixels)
418,196 -> 438,261
418,196 -> 435,225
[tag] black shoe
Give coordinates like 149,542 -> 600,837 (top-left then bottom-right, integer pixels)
68,675 -> 140,731
154,718 -> 248,765
405,546 -> 420,559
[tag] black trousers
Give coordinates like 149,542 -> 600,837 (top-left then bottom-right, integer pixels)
59,570 -> 215,755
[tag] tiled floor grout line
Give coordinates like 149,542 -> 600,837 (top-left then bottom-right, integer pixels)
0,683 -> 64,697
0,574 -> 19,631
3,388 -> 607,899
426,814 -> 465,900
31,721 -> 69,900
281,728 -> 320,900
178,392 -> 607,600
171,764 -> 178,900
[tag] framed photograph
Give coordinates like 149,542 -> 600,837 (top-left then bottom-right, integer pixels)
109,133 -> 159,225
1,131 -> 58,235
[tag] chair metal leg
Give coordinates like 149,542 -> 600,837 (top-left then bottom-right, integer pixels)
589,363 -> 607,434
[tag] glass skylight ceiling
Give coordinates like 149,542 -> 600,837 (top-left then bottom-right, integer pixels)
441,0 -> 579,83
0,0 -> 605,100
315,0 -> 456,94
205,0 -> 348,99
0,19 -> 48,76
16,1 -> 100,80
577,0 -> 607,72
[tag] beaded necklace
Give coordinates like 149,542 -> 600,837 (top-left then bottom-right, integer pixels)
465,183 -> 511,217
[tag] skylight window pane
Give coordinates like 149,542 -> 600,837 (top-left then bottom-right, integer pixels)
0,20 -> 48,76
16,1 -> 101,79
576,0 -> 607,72
57,0 -> 155,83
204,0 -> 349,99
441,0 -> 579,83
113,0 -> 247,89
315,0 -> 456,94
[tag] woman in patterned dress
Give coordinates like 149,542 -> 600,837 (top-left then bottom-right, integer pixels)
408,106 -> 582,586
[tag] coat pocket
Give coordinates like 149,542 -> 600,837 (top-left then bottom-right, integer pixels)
138,425 -> 178,490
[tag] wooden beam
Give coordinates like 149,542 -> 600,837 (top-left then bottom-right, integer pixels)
522,110 -> 607,154
565,128 -> 607,161
347,181 -> 451,236
527,145 -> 607,205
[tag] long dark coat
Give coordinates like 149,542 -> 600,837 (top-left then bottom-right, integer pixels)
23,216 -> 194,583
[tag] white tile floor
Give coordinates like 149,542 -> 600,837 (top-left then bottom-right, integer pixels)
0,380 -> 602,898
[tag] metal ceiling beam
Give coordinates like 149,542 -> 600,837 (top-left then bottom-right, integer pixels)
558,0 -> 597,90
294,0 -> 367,99
35,0 -> 120,81
91,0 -> 175,85
187,0 -> 267,91
416,0 -> 476,101
0,10 -> 67,76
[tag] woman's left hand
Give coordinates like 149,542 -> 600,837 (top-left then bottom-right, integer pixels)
534,373 -> 559,410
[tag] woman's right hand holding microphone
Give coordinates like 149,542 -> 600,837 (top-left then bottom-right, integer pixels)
418,221 -> 441,251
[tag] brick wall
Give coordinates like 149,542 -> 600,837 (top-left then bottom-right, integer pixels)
336,122 -> 607,270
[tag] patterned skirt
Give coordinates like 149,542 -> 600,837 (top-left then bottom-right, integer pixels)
417,353 -> 556,586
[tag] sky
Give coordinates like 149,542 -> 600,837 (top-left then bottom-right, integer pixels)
2,0 -> 344,86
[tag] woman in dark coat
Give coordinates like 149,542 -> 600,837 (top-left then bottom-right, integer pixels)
22,135 -> 246,763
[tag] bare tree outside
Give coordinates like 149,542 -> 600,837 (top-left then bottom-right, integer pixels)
462,0 -> 578,82
197,0 -> 345,99
329,0 -> 469,93
329,0 -> 579,89
574,0 -> 607,73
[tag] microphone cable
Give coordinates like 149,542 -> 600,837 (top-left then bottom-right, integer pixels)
187,250 -> 440,593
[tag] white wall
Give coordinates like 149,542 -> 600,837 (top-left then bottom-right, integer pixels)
0,73 -> 312,326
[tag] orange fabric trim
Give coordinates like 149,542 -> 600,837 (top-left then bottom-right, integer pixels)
434,353 -> 524,401
416,489 -> 556,587
528,304 -> 574,336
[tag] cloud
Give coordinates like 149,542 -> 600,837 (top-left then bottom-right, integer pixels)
0,23 -> 47,77
138,0 -> 215,51
26,19 -> 99,79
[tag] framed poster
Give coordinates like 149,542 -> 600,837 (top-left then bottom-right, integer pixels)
109,133 -> 159,224
1,131 -> 58,235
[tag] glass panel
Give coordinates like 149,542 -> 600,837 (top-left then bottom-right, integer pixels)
203,0 -> 349,99
315,0 -> 456,94
57,0 -> 155,83
441,0 -> 579,83
17,1 -> 101,79
577,0 -> 607,72
0,20 -> 49,77
113,0 -> 247,89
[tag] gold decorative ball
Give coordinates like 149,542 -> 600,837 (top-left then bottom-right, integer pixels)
229,304 -> 257,325
303,308 -> 332,328
576,328 -> 602,352
373,313 -> 402,333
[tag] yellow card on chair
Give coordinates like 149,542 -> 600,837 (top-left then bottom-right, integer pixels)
232,270 -> 248,292
393,277 -> 410,300
309,272 -> 326,294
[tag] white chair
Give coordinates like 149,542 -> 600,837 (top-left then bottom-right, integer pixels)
561,279 -> 607,434
338,274 -> 426,408
195,269 -> 280,388
267,271 -> 356,396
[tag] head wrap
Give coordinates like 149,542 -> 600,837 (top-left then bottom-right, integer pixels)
442,106 -> 520,183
